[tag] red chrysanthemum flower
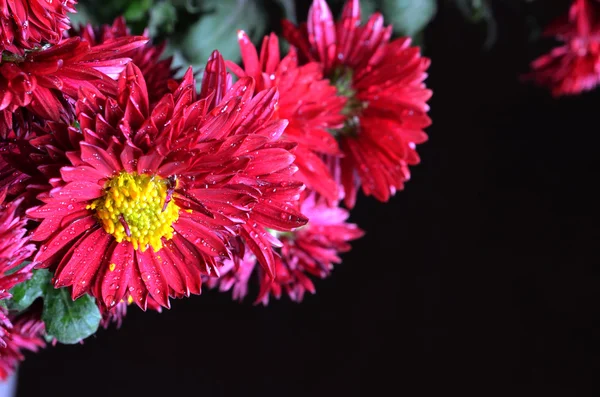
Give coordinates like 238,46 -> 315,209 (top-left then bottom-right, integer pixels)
0,35 -> 148,121
0,310 -> 45,381
27,52 -> 306,311
211,192 -> 363,304
283,0 -> 432,208
0,0 -> 76,54
74,16 -> 176,104
0,190 -> 35,347
527,0 -> 600,96
227,31 -> 346,203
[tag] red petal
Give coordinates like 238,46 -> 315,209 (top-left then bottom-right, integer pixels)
200,50 -> 229,109
261,33 -> 281,75
154,249 -> 186,297
251,200 -> 308,231
49,181 -> 103,202
80,142 -> 121,176
245,148 -> 295,176
52,228 -> 112,299
127,255 -> 149,310
136,249 -> 170,308
237,30 -> 260,79
240,223 -> 275,278
337,0 -> 361,61
173,216 -> 229,258
162,241 -> 202,296
308,0 -> 337,72
136,152 -> 164,175
101,241 -> 134,308
35,216 -> 97,264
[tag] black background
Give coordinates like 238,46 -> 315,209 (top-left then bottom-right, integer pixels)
16,1 -> 594,396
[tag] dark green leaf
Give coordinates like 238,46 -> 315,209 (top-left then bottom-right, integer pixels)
148,1 -> 178,38
43,333 -> 55,343
379,0 -> 437,37
275,0 -> 297,23
454,0 -> 497,48
42,288 -> 101,345
360,0 -> 378,23
170,0 -> 204,13
68,4 -> 96,27
163,45 -> 206,81
7,268 -> 51,312
179,0 -> 267,65
455,0 -> 490,22
124,0 -> 154,21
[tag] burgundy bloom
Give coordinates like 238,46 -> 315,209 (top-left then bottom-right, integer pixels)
0,0 -> 76,54
0,35 -> 148,121
0,190 -> 35,347
0,310 -> 45,381
74,17 -> 176,104
227,31 -> 346,203
283,0 -> 432,208
527,0 -> 600,96
212,192 -> 363,304
27,52 -> 306,311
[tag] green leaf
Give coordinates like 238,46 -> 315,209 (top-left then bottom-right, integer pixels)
7,268 -> 52,312
68,4 -> 96,27
454,0 -> 491,22
179,0 -> 267,65
454,0 -> 497,49
42,288 -> 101,345
379,0 -> 437,37
275,0 -> 297,23
124,0 -> 154,21
360,0 -> 378,23
171,0 -> 204,13
148,1 -> 178,38
163,45 -> 205,81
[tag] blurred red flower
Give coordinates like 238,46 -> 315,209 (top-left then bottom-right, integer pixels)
528,0 -> 600,96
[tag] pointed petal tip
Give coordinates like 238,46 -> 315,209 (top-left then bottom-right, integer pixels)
209,49 -> 224,60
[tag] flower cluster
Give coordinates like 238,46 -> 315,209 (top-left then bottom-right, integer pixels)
209,0 -> 431,301
0,0 -> 431,380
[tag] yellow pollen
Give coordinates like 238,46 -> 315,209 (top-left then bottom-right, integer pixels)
127,295 -> 134,305
109,263 -> 116,272
87,172 -> 179,252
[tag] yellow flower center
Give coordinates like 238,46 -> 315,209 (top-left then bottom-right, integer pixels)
87,172 -> 179,252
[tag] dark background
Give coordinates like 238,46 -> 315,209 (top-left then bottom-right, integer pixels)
17,1 -> 594,396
